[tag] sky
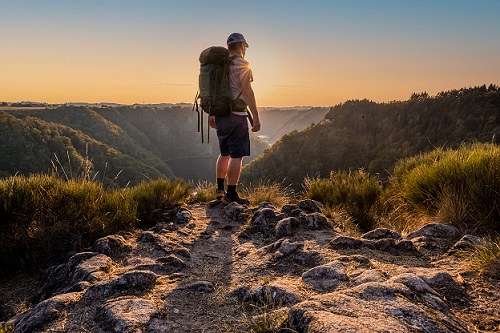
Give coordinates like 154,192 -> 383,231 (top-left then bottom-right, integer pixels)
1,0 -> 499,107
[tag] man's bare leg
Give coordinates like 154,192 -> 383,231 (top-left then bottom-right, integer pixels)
227,157 -> 242,186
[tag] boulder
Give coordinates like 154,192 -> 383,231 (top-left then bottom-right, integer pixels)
93,235 -> 133,259
406,223 -> 460,240
304,212 -> 328,230
448,234 -> 484,253
84,270 -> 157,300
297,199 -> 323,213
224,202 -> 249,221
95,297 -> 158,333
275,218 -> 294,238
13,293 -> 82,333
250,207 -> 278,237
361,228 -> 402,240
302,260 -> 349,291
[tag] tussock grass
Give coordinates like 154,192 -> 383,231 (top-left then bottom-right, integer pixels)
190,181 -> 218,203
0,175 -> 190,276
242,181 -> 292,207
304,170 -> 383,231
462,236 -> 500,278
388,142 -> 500,233
240,291 -> 293,333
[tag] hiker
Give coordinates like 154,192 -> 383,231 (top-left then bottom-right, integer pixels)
210,33 -> 261,205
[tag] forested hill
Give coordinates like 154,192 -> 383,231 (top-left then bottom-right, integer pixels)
257,107 -> 329,144
241,85 -> 500,189
0,106 -> 267,186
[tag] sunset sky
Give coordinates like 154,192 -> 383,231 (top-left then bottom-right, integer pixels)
1,0 -> 499,107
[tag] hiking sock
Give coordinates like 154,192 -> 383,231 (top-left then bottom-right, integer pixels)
227,185 -> 237,199
217,178 -> 225,190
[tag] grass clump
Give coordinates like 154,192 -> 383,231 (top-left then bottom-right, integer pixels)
463,236 -> 500,278
0,175 -> 190,276
388,142 -> 500,233
240,291 -> 293,333
304,169 -> 382,231
242,181 -> 292,207
190,181 -> 218,203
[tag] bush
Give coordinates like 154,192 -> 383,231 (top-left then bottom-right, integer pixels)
388,143 -> 500,233
0,175 -> 190,276
304,170 -> 382,231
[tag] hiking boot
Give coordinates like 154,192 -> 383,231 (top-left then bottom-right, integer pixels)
215,188 -> 225,200
221,193 -> 249,205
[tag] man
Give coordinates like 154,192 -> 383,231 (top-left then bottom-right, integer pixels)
209,33 -> 261,205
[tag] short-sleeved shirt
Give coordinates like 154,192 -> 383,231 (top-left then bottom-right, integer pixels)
229,56 -> 253,104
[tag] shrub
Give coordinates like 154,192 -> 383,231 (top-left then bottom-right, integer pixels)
0,175 -> 190,276
304,169 -> 382,231
388,143 -> 500,233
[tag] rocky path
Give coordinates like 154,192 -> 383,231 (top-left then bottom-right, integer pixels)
2,200 -> 499,332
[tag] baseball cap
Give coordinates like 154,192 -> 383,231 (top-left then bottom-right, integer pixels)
227,33 -> 249,48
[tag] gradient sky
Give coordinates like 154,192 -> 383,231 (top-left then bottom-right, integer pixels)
1,0 -> 499,106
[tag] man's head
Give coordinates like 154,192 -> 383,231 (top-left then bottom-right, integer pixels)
227,33 -> 248,55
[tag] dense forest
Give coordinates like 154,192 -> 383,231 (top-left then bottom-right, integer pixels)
0,106 -> 269,186
241,85 -> 500,189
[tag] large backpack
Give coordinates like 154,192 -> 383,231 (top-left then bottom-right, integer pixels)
194,46 -> 246,143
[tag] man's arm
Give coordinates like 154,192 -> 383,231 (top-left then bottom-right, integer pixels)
240,77 -> 260,132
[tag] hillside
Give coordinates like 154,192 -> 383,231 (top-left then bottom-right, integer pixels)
257,107 -> 329,144
1,106 -> 268,185
241,85 -> 500,189
1,201 -> 498,332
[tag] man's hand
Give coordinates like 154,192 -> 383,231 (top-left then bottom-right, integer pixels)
251,116 -> 261,132
209,116 -> 216,129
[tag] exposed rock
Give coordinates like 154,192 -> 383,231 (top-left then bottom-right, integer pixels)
352,269 -> 387,285
286,273 -> 470,333
448,234 -> 485,253
362,238 -> 421,255
303,212 -> 328,230
84,270 -> 157,299
361,228 -> 402,240
13,293 -> 82,333
133,255 -> 187,275
328,235 -> 363,250
250,207 -> 278,237
181,281 -> 214,293
229,283 -> 302,305
417,270 -> 469,305
302,260 -> 349,291
174,208 -> 192,225
271,239 -> 304,260
224,202 -> 249,221
35,252 -> 112,302
69,253 -> 113,285
406,223 -> 460,240
95,297 -> 158,333
93,235 -> 133,259
281,204 -> 299,214
137,231 -> 174,253
275,218 -> 294,238
297,199 -> 323,213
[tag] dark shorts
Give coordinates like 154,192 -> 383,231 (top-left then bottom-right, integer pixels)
214,114 -> 250,158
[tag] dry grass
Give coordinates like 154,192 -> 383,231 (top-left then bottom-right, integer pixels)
323,207 -> 361,237
242,181 -> 291,208
462,236 -> 500,277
